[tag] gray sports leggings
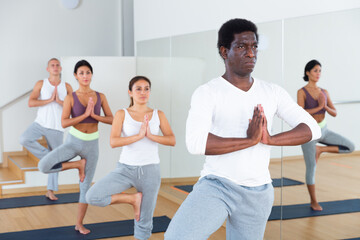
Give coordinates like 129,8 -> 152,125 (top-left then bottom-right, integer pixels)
86,163 -> 161,240
38,133 -> 99,203
19,122 -> 61,191
301,124 -> 354,185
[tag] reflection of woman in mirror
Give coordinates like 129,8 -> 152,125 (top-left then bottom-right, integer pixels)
297,59 -> 354,211
38,59 -> 114,234
86,76 -> 176,240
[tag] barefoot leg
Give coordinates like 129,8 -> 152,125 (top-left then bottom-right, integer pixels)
315,145 -> 339,163
307,184 -> 322,211
61,159 -> 86,182
133,192 -> 142,222
315,145 -> 322,164
78,159 -> 86,182
45,190 -> 58,201
75,203 -> 90,234
111,192 -> 143,221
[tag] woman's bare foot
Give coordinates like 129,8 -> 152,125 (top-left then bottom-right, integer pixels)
45,190 -> 58,201
78,159 -> 86,182
75,224 -> 90,234
133,192 -> 142,221
315,145 -> 322,164
311,201 -> 323,211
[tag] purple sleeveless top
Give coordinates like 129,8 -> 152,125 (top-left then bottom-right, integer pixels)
302,87 -> 327,115
71,92 -> 101,123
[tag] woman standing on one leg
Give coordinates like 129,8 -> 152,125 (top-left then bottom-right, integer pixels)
297,59 -> 354,211
86,76 -> 175,240
38,60 -> 113,234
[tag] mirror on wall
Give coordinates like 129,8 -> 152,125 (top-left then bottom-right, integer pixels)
280,8 -> 360,239
136,7 -> 360,239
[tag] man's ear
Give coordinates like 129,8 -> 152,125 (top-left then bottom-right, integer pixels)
220,46 -> 228,60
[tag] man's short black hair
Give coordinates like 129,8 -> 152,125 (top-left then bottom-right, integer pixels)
217,18 -> 258,57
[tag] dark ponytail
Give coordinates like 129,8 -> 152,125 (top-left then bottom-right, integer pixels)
303,60 -> 321,81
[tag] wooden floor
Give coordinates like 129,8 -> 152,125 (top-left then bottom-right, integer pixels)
1,153 -> 360,239
268,152 -> 360,240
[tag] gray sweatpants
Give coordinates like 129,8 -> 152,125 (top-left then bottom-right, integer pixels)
86,163 -> 161,240
19,122 -> 61,191
301,124 -> 354,185
38,133 -> 99,203
165,175 -> 274,240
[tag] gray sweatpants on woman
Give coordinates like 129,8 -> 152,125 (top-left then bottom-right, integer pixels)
86,163 -> 161,240
20,122 -> 61,191
301,124 -> 354,185
38,133 -> 99,203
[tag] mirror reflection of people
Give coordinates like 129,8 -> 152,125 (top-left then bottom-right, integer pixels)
86,76 -> 175,240
164,18 -> 321,240
20,58 -> 73,201
38,60 -> 113,234
297,60 -> 354,211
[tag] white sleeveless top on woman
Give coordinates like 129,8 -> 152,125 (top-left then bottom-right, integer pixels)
119,108 -> 160,166
34,78 -> 67,132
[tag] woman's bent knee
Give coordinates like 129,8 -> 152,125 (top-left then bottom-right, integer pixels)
85,189 -> 110,207
85,195 -> 108,207
348,142 -> 355,153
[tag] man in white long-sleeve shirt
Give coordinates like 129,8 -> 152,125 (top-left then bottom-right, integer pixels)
165,19 -> 321,240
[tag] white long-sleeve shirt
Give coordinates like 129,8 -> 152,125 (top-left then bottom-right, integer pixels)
186,77 -> 321,186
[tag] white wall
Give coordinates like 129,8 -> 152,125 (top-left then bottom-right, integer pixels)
2,1 -> 360,188
134,0 -> 360,42
0,0 -> 122,108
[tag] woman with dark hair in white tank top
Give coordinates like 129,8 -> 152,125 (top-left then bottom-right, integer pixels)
86,76 -> 176,240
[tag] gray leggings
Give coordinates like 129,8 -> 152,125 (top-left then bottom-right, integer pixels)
301,124 -> 354,185
19,122 -> 61,191
86,163 -> 161,240
38,133 -> 99,203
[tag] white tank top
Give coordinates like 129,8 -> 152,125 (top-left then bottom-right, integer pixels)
34,78 -> 67,132
119,108 -> 160,166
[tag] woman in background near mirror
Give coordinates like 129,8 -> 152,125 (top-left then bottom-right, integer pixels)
38,59 -> 113,234
297,59 -> 354,211
86,76 -> 176,240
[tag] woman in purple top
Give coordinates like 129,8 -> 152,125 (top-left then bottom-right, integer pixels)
297,59 -> 354,211
39,60 -> 113,234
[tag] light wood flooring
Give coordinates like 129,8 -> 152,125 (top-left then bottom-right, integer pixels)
268,152 -> 360,240
1,153 -> 360,239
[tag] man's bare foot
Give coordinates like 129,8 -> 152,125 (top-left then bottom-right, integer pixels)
311,201 -> 323,211
133,192 -> 142,221
75,224 -> 90,234
78,159 -> 86,182
45,190 -> 58,201
315,145 -> 322,164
